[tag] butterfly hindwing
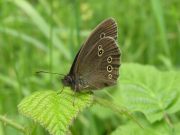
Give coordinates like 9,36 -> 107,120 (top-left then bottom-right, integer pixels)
77,37 -> 121,90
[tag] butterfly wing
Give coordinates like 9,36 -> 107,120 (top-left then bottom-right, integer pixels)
77,37 -> 121,90
69,18 -> 118,75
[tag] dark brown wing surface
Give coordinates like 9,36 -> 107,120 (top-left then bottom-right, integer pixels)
77,37 -> 121,90
69,18 -> 118,75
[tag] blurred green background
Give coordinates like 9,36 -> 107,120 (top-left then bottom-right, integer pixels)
0,0 -> 180,135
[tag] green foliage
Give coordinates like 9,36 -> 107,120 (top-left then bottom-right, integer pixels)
111,122 -> 169,135
1,0 -> 180,135
12,0 -> 71,60
111,118 -> 180,135
111,123 -> 155,135
18,88 -> 93,135
115,63 -> 180,123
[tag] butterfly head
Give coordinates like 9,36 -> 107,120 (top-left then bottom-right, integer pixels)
61,75 -> 73,87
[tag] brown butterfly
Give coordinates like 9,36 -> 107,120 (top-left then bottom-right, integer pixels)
61,18 -> 121,92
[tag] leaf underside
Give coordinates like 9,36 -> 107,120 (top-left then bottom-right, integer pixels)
18,88 -> 93,135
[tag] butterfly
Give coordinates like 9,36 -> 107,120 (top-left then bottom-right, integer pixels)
61,18 -> 121,92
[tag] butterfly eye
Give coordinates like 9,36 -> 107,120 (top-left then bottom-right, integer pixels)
108,74 -> 112,79
98,49 -> 104,57
107,56 -> 112,63
107,65 -> 113,72
100,32 -> 106,38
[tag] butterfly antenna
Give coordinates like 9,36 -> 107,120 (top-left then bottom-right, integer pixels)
36,70 -> 65,77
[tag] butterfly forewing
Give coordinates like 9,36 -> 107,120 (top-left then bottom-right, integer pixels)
72,18 -> 118,74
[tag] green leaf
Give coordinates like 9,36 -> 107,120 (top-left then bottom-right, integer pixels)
111,119 -> 180,135
111,123 -> 151,135
115,63 -> 180,123
18,88 -> 93,135
110,122 -> 168,135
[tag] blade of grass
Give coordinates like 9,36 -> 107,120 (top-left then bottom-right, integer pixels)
151,0 -> 170,57
11,0 -> 71,60
0,115 -> 26,133
0,27 -> 48,52
48,0 -> 54,86
73,0 -> 81,47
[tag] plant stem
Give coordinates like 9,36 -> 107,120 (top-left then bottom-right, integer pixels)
164,112 -> 173,128
0,115 -> 26,133
94,96 -> 144,129
49,0 -> 54,86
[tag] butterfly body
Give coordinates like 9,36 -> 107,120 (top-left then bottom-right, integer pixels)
62,18 -> 121,92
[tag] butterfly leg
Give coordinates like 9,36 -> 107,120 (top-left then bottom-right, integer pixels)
72,89 -> 77,106
57,85 -> 64,95
72,84 -> 78,106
